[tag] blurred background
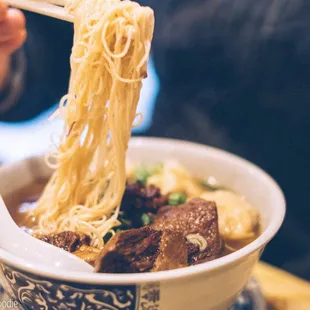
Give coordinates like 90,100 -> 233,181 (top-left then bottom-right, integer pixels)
0,1 -> 310,280
0,58 -> 159,162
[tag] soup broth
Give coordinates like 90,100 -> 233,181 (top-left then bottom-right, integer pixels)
12,161 -> 260,273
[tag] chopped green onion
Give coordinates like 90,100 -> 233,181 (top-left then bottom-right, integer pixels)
134,163 -> 163,185
168,192 -> 187,206
117,213 -> 133,229
141,213 -> 153,226
134,166 -> 150,185
150,162 -> 163,175
120,218 -> 132,228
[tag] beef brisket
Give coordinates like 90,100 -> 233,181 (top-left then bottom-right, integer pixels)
122,183 -> 168,213
38,231 -> 90,253
95,226 -> 188,273
152,198 -> 223,264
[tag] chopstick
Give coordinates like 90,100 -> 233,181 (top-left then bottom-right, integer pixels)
6,0 -> 74,22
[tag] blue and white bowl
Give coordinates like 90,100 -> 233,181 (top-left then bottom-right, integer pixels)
0,138 -> 285,310
0,276 -> 265,310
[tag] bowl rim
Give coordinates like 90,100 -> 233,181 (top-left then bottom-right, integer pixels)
0,137 -> 286,284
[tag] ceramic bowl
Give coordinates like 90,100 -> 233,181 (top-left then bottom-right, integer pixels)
0,137 -> 285,310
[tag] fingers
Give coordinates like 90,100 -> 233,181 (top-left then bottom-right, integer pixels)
0,2 -> 8,22
0,6 -> 26,55
0,9 -> 26,41
6,8 -> 26,29
0,29 -> 26,54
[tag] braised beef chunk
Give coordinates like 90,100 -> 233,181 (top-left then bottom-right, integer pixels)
152,198 -> 223,264
39,231 -> 90,253
95,227 -> 162,273
95,226 -> 189,273
152,230 -> 188,272
122,183 -> 167,213
186,242 -> 200,260
118,183 -> 168,229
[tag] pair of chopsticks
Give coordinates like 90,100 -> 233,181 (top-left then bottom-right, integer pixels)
6,0 -> 73,22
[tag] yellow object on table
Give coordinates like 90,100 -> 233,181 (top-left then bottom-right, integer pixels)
254,262 -> 310,310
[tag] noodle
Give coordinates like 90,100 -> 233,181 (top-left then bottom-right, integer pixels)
29,0 -> 154,248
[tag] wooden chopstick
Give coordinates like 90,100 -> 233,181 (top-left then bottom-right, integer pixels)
6,0 -> 73,22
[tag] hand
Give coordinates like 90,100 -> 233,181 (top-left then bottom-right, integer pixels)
0,2 -> 26,90
0,2 -> 26,55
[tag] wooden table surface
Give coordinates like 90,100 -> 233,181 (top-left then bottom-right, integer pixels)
253,262 -> 310,309
0,261 -> 309,309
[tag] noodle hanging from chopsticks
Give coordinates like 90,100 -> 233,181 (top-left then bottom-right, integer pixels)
29,0 -> 154,248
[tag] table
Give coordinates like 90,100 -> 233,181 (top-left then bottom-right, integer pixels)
253,262 -> 310,309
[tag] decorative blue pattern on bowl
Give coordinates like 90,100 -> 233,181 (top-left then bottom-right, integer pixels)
0,263 -> 162,310
0,262 -> 264,310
